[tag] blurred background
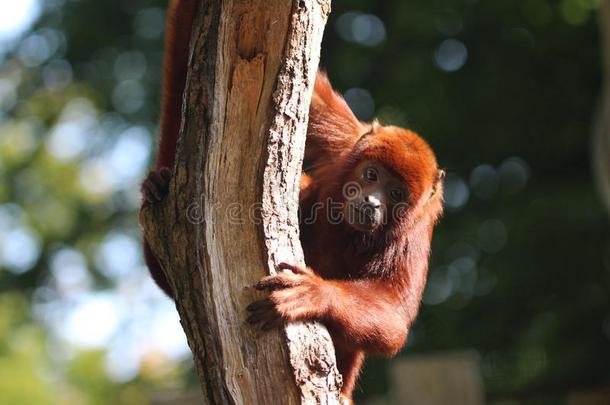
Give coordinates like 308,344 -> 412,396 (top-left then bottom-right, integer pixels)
0,0 -> 608,404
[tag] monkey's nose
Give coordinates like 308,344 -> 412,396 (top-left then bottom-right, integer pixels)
364,195 -> 381,209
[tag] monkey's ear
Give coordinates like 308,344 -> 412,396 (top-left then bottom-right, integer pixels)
356,119 -> 381,143
428,169 -> 445,201
437,169 -> 446,182
371,119 -> 381,133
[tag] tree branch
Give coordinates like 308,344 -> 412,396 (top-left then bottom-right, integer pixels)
140,0 -> 342,403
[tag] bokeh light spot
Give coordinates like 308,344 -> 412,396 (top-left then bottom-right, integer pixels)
134,7 -> 165,40
112,80 -> 146,114
60,293 -> 121,348
95,232 -> 141,280
0,78 -> 18,111
46,98 -> 97,161
0,0 -> 40,42
51,248 -> 92,297
499,157 -> 530,194
444,173 -> 470,210
107,126 -> 151,184
336,12 -> 386,47
114,51 -> 147,81
423,267 -> 454,305
344,87 -> 375,120
18,33 -> 52,67
79,158 -> 115,196
559,0 -> 595,25
42,59 -> 73,91
477,219 -> 508,254
0,227 -> 41,273
434,39 -> 468,72
448,257 -> 477,298
470,164 -> 499,200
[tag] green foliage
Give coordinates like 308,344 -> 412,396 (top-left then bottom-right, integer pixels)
0,295 -> 55,405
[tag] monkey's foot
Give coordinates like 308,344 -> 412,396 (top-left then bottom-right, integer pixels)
141,167 -> 171,203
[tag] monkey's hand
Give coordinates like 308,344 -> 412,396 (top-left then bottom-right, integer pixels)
247,263 -> 330,330
141,167 -> 171,204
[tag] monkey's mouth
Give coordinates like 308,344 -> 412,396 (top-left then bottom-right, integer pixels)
345,203 -> 382,233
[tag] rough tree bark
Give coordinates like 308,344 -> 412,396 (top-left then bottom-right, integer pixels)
595,1 -> 610,215
140,0 -> 342,404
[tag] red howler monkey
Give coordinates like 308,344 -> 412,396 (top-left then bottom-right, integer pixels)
141,1 -> 444,403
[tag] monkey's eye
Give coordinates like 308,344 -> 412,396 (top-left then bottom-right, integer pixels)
390,189 -> 405,202
364,167 -> 378,182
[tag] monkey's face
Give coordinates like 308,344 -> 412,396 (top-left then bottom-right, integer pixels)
342,159 -> 409,233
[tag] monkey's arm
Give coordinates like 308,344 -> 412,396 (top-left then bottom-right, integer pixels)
141,0 -> 199,298
247,263 -> 412,356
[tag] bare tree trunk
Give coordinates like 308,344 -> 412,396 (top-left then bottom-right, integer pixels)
594,2 -> 610,215
140,0 -> 342,404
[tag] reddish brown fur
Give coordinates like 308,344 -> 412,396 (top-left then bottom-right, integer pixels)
283,75 -> 444,399
143,2 -> 443,402
156,0 -> 199,170
142,0 -> 198,297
